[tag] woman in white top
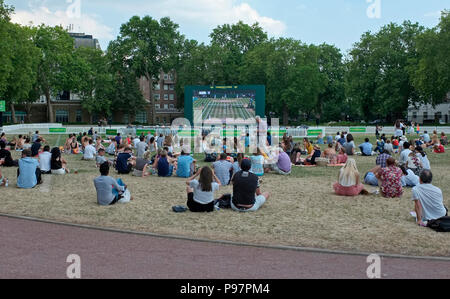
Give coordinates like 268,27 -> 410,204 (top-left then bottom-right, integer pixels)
186,166 -> 221,212
333,159 -> 368,196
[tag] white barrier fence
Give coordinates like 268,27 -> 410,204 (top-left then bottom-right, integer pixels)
2,124 -> 450,138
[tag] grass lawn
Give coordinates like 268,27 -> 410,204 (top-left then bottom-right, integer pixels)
0,134 -> 449,257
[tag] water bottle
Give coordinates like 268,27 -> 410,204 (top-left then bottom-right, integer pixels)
5,179 -> 8,187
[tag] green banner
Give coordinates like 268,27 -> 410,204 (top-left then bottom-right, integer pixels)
106,129 -> 118,136
49,128 -> 67,133
178,129 -> 198,137
350,127 -> 367,133
269,129 -> 287,136
221,130 -> 242,137
136,129 -> 156,136
0,101 -> 5,112
307,129 -> 324,137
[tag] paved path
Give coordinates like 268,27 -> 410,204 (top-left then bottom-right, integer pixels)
0,216 -> 449,279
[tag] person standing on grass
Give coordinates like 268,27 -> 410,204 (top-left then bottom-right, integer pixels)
230,159 -> 270,212
185,166 -> 221,213
94,162 -> 133,206
412,170 -> 448,227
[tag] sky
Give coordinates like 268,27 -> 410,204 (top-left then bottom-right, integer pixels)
8,0 -> 449,53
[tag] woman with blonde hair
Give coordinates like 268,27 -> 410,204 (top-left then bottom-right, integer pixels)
333,159 -> 368,196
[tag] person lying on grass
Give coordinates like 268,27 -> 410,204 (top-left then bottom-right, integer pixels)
333,159 -> 368,196
185,166 -> 221,213
94,162 -> 133,206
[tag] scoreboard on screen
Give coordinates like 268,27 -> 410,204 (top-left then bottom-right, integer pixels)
184,85 -> 265,125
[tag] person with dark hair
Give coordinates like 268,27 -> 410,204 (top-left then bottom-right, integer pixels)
359,138 -> 374,156
116,147 -> 135,174
185,166 -> 221,212
176,149 -> 196,178
17,149 -> 41,189
39,145 -> 52,174
230,159 -> 270,212
343,134 -> 356,156
155,150 -> 174,177
399,142 -> 412,166
115,133 -> 122,145
0,141 -> 18,167
371,157 -> 403,198
94,162 -> 132,206
31,138 -> 42,157
375,150 -> 391,169
82,139 -> 96,161
412,170 -> 448,226
415,147 -> 430,170
212,153 -> 233,185
51,147 -> 69,175
400,165 -> 419,188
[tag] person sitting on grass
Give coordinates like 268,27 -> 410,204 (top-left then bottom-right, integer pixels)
433,143 -> 445,154
323,143 -> 337,164
39,145 -> 52,175
185,166 -> 221,213
95,137 -> 105,152
359,138 -> 374,156
133,151 -> 152,177
364,171 -> 379,187
31,138 -> 42,158
343,134 -> 356,156
374,138 -> 385,154
250,148 -> 265,177
376,150 -> 391,169
116,147 -> 135,175
232,153 -> 244,176
230,159 -> 270,212
176,149 -> 196,179
384,139 -> 394,156
0,141 -> 18,167
15,135 -> 24,151
64,134 -> 73,153
96,148 -> 111,167
22,137 -> 32,150
106,138 -> 117,156
399,142 -> 412,166
94,162 -> 133,206
440,132 -> 448,146
17,149 -> 41,189
82,139 -> 97,161
406,151 -> 422,176
415,147 -> 430,170
154,150 -> 174,177
136,136 -> 147,159
370,157 -> 403,198
412,170 -> 448,227
336,147 -> 348,165
212,153 -> 233,185
333,159 -> 368,196
400,165 -> 420,188
265,144 -> 292,175
51,147 -> 69,175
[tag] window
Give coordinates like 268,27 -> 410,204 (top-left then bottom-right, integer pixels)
55,110 -> 69,123
164,104 -> 169,110
135,111 -> 147,124
164,94 -> 169,101
154,94 -> 160,101
154,84 -> 160,91
169,104 -> 174,109
164,84 -> 169,91
155,104 -> 161,109
169,94 -> 175,101
412,112 -> 417,119
163,74 -> 169,80
169,85 -> 175,91
423,112 -> 428,120
435,112 -> 442,120
76,110 -> 82,123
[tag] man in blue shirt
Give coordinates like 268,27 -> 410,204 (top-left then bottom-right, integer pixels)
422,131 -> 431,143
17,149 -> 41,189
176,150 -> 196,178
359,138 -> 374,156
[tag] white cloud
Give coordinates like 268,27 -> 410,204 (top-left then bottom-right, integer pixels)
424,11 -> 441,18
11,5 -> 114,41
112,0 -> 286,37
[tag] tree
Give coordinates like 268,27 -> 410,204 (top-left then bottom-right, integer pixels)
0,0 -> 14,97
33,25 -> 76,123
111,16 -> 184,124
3,24 -> 40,123
346,21 -> 424,122
409,10 -> 450,106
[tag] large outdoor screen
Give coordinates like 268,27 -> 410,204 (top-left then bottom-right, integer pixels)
185,85 -> 265,125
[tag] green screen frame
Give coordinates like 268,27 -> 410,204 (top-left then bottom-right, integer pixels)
185,85 -> 266,125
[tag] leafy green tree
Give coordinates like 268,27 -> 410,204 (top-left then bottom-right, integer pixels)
346,21 -> 424,122
409,10 -> 450,106
0,0 -> 14,97
110,16 -> 184,124
4,24 -> 40,123
33,25 -> 76,123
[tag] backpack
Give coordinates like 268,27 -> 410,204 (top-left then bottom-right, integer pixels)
427,216 -> 450,232
214,194 -> 232,209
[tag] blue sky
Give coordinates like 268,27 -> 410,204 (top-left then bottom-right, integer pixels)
9,0 -> 448,53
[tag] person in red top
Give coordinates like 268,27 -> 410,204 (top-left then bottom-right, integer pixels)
371,157 -> 403,198
434,144 -> 445,154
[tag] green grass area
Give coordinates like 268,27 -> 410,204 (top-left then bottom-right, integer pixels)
0,133 -> 449,257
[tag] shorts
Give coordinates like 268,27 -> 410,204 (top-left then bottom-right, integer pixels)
230,195 -> 266,212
